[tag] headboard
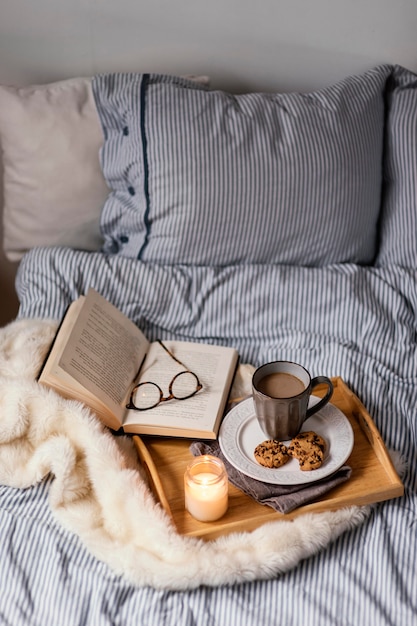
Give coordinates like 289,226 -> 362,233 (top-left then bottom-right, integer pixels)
1,0 -> 417,326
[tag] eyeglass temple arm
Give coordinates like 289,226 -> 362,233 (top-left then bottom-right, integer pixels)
157,339 -> 189,369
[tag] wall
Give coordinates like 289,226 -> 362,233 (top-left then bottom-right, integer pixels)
1,0 -> 416,325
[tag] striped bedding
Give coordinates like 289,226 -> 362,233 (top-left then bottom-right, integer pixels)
93,66 -> 390,268
1,245 -> 415,625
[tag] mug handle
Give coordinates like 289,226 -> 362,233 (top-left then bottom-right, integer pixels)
306,376 -> 334,418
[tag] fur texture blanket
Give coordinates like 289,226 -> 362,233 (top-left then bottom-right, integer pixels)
0,319 -> 370,590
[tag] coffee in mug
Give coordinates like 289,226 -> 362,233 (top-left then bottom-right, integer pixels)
252,361 -> 333,440
256,372 -> 305,398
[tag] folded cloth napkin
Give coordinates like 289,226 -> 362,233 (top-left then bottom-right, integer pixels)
190,440 -> 352,514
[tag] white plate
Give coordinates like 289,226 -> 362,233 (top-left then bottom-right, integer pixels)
218,397 -> 354,485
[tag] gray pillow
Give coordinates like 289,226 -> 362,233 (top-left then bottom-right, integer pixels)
0,78 -> 108,261
93,66 -> 391,266
376,65 -> 417,268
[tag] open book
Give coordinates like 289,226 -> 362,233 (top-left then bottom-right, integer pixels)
38,288 -> 239,438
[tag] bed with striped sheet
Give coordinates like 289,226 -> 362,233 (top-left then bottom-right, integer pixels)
0,244 -> 415,626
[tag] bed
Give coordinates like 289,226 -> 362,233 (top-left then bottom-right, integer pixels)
0,63 -> 416,625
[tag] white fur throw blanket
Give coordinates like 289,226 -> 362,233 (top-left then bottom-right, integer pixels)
0,319 -> 370,590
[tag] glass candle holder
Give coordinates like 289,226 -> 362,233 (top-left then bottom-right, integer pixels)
184,455 -> 229,522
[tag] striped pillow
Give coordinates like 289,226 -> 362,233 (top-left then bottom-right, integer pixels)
376,65 -> 417,268
93,66 -> 391,266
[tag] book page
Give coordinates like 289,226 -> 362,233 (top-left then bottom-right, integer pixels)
58,289 -> 148,417
123,340 -> 238,434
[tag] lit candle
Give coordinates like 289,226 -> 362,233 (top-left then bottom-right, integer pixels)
184,455 -> 228,522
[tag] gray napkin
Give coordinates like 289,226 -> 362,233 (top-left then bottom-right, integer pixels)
190,440 -> 352,514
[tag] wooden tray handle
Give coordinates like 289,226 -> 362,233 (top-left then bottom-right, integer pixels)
132,435 -> 174,520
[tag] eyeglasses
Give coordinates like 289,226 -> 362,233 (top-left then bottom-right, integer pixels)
126,340 -> 203,411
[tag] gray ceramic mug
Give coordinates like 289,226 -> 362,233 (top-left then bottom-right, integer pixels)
252,361 -> 333,440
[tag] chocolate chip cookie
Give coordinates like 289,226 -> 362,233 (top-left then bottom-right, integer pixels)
288,430 -> 327,471
254,439 -> 290,468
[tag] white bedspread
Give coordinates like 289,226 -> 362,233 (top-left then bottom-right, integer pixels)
0,318 -> 367,591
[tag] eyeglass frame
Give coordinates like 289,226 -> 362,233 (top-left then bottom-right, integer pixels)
126,339 -> 203,411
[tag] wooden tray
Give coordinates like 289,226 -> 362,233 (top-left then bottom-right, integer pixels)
133,377 -> 403,540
